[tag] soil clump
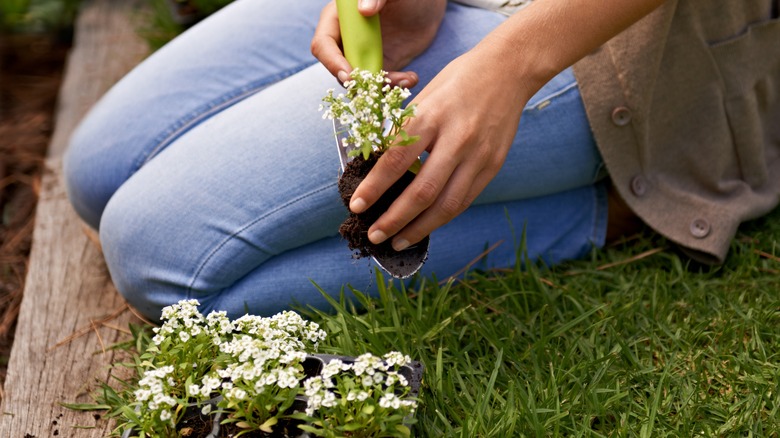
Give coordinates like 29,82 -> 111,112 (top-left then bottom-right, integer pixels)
337,152 -> 429,266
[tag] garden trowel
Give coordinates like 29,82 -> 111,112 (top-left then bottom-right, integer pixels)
333,0 -> 429,279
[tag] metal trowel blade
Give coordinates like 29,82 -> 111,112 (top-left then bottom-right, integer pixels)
333,119 -> 429,279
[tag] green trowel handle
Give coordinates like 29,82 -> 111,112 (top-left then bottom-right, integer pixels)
336,0 -> 383,73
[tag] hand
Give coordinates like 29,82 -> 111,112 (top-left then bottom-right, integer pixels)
311,0 -> 446,87
345,0 -> 667,251
348,40 -> 535,251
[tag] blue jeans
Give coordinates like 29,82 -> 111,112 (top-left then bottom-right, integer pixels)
63,0 -> 607,321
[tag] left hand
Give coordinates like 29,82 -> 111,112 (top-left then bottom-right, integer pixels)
311,0 -> 446,87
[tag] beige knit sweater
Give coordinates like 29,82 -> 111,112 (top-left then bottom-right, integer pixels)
452,0 -> 780,263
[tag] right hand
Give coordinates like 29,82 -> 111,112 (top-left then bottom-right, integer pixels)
347,39 -> 534,251
311,0 -> 447,87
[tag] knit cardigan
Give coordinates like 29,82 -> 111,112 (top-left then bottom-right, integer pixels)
454,0 -> 780,263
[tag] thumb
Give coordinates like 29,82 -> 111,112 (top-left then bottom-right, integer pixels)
384,71 -> 418,89
358,0 -> 387,16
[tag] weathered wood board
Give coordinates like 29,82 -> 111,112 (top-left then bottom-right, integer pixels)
0,0 -> 149,436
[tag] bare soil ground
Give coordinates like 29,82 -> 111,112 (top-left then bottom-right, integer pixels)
0,33 -> 69,391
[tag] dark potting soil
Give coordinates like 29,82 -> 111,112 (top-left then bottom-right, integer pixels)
337,152 -> 429,266
172,397 -> 310,437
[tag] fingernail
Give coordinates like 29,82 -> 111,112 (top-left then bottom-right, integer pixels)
337,70 -> 349,84
393,238 -> 410,252
398,79 -> 411,88
359,0 -> 377,11
369,229 -> 388,244
350,197 -> 367,213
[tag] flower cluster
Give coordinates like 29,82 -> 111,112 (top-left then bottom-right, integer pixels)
122,299 -> 417,437
301,352 -> 418,437
304,352 -> 416,415
152,298 -> 207,346
133,365 -> 178,423
321,68 -> 419,160
199,312 -> 325,430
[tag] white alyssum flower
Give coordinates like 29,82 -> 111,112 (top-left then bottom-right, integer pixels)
321,390 -> 338,408
352,353 -> 388,376
134,299 -> 420,434
146,301 -> 323,411
379,393 -> 402,409
303,351 -> 418,420
321,68 -> 418,160
383,351 -> 412,367
134,388 -> 151,402
134,365 -> 177,410
346,390 -> 370,402
226,387 -> 247,401
322,359 -> 350,380
385,371 -> 408,387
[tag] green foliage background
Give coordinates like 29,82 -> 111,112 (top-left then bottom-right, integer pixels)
0,0 -> 80,34
0,0 -> 235,37
143,0 -> 234,49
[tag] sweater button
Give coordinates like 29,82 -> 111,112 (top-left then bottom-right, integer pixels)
690,218 -> 711,238
611,106 -> 632,126
630,176 -> 647,197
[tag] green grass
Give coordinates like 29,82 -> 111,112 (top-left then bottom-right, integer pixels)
92,207 -> 780,436
299,206 -> 780,437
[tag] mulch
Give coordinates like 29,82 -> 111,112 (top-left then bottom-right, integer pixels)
0,33 -> 69,390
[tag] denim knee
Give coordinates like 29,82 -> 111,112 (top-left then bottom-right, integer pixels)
98,184 -> 189,322
63,124 -> 109,230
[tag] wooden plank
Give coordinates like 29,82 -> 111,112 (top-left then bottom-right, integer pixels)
0,0 -> 149,436
49,0 -> 150,158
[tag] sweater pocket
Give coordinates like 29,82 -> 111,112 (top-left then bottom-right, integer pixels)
708,16 -> 780,188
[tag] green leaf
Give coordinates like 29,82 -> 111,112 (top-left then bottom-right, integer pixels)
342,422 -> 365,431
59,402 -> 111,411
119,405 -> 141,423
296,424 -> 323,435
395,424 -> 412,436
397,135 -> 420,146
258,416 -> 278,433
